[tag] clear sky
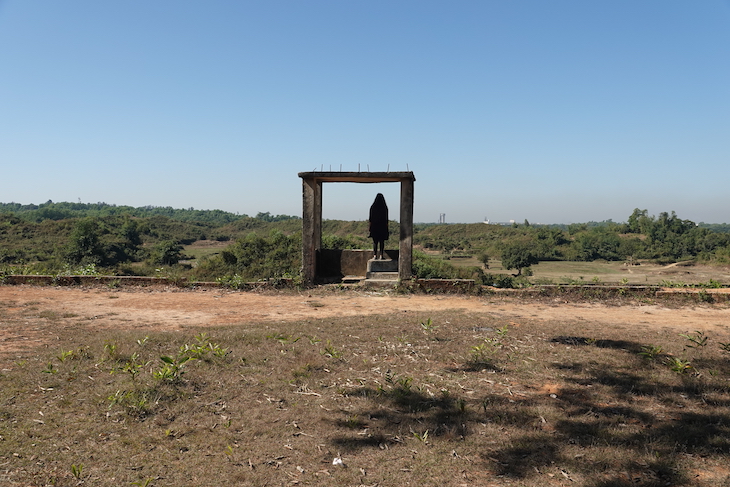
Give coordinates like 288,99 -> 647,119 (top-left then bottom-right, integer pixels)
1,1 -> 729,224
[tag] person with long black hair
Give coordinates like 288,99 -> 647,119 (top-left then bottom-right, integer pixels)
368,193 -> 389,260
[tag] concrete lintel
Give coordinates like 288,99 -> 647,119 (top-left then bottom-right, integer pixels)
298,171 -> 415,184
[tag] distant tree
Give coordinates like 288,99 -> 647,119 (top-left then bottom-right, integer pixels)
66,218 -> 105,265
120,218 -> 142,247
150,240 -> 183,266
500,243 -> 538,276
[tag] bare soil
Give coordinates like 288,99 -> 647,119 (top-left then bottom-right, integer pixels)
2,284 -> 729,364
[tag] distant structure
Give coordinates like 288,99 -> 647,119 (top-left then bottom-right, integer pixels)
298,170 -> 415,284
439,213 -> 446,224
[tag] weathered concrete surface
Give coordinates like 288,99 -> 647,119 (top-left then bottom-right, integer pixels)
317,249 -> 399,278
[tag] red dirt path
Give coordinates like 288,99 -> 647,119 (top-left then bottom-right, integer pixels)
1,285 -> 729,364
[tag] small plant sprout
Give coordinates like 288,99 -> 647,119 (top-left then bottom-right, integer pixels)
42,362 -> 57,374
680,331 -> 708,349
136,336 -> 149,346
412,429 -> 429,443
719,341 -> 730,352
182,333 -> 228,359
104,341 -> 119,361
119,352 -> 146,382
71,464 -> 84,479
470,343 -> 490,364
267,333 -> 299,345
57,350 -> 76,362
666,357 -> 692,374
320,340 -> 342,359
154,354 -> 195,381
639,345 -> 663,360
420,317 -> 437,334
344,414 -> 362,429
131,478 -> 155,487
496,325 -> 509,338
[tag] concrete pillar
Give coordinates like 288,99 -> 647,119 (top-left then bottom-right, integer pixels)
301,178 -> 322,284
399,177 -> 414,281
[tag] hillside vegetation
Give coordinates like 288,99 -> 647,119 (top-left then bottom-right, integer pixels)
1,202 -> 730,285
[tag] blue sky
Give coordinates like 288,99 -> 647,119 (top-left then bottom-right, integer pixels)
1,1 -> 728,224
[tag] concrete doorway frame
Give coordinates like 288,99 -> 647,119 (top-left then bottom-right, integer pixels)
298,171 -> 416,284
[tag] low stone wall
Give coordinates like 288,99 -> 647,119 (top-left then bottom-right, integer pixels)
0,275 -> 294,290
2,275 -> 728,302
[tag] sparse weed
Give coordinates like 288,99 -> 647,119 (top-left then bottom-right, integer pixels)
321,340 -> 342,359
181,332 -> 228,360
344,414 -> 363,429
412,429 -> 429,443
215,274 -> 245,289
107,389 -> 154,416
41,362 -> 57,374
680,331 -> 708,349
104,340 -> 119,361
420,317 -> 437,334
639,345 -> 664,360
154,354 -> 195,381
71,464 -> 84,479
267,332 -> 299,344
666,357 -> 692,374
117,352 -> 146,382
131,478 -> 155,487
57,350 -> 76,362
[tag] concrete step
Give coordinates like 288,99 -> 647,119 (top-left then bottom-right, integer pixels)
365,271 -> 399,280
367,258 -> 398,273
362,278 -> 398,288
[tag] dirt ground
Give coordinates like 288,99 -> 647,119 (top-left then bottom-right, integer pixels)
2,284 -> 730,365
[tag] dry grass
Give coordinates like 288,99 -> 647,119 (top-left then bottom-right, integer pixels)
2,299 -> 730,486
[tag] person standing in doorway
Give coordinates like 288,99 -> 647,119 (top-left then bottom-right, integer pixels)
368,193 -> 389,260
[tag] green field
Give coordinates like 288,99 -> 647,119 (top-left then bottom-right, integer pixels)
447,256 -> 730,286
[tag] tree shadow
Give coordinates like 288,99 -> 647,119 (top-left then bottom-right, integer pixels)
478,334 -> 729,484
328,332 -> 729,485
551,335 -> 645,354
328,385 -> 473,452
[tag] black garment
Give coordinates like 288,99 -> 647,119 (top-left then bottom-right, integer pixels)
368,194 -> 389,242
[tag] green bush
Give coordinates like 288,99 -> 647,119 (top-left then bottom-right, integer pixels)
149,240 -> 184,266
194,230 -> 302,281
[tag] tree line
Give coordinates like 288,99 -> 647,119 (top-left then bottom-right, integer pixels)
1,203 -> 729,281
0,201 -> 298,225
415,209 -> 730,274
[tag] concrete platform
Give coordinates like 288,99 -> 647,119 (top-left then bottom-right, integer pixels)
366,258 -> 398,281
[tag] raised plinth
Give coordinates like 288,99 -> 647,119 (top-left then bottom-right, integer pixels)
366,258 -> 399,281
